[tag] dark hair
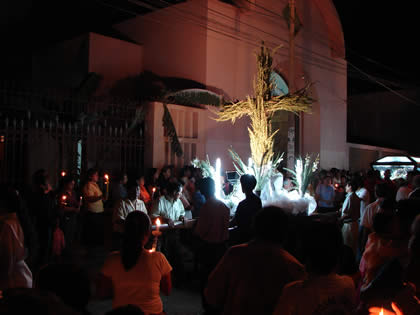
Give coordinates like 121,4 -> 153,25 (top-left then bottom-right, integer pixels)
32,169 -> 48,187
126,179 -> 140,191
121,211 -> 151,271
347,179 -> 358,192
379,198 -> 396,212
106,304 -> 145,315
161,166 -> 171,175
87,168 -> 98,179
199,177 -> 215,197
372,212 -> 394,235
166,181 -> 182,195
303,223 -> 343,275
375,183 -> 390,198
62,175 -> 75,186
240,174 -> 257,192
117,172 -> 128,182
37,263 -> 91,312
254,206 -> 288,244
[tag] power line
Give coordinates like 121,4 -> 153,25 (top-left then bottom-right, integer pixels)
348,62 -> 420,107
133,0 -> 347,71
105,0 -> 347,75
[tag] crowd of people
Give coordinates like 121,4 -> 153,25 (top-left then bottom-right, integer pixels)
1,164 -> 420,315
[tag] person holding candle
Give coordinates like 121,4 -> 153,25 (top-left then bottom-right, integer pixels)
136,174 -> 152,211
57,175 -> 81,256
112,181 -> 147,249
152,181 -> 185,286
82,168 -> 105,248
97,211 -> 172,314
110,172 -> 128,208
30,169 -> 56,266
152,181 -> 185,226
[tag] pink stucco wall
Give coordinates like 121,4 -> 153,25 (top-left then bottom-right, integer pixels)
116,0 -> 347,169
115,0 -> 208,85
88,33 -> 143,91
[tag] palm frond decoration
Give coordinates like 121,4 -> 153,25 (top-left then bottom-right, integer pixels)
213,43 -> 313,168
162,103 -> 183,157
285,154 -> 319,197
228,147 -> 283,192
191,156 -> 215,179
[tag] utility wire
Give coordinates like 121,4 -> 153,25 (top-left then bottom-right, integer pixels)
348,62 -> 420,107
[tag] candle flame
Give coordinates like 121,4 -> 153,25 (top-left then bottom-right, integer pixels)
62,195 -> 67,200
379,308 -> 384,315
156,218 -> 161,226
152,187 -> 156,193
104,174 -> 109,180
61,171 -> 66,177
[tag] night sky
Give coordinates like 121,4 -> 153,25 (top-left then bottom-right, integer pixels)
1,0 -> 419,91
333,0 -> 420,93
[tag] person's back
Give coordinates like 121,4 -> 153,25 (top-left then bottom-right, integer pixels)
231,175 -> 262,243
99,211 -> 172,314
235,193 -> 261,229
102,250 -> 171,312
205,207 -> 305,315
274,223 -> 356,315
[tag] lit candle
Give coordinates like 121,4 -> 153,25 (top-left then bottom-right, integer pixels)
104,174 -> 109,199
61,171 -> 66,177
61,195 -> 67,205
156,218 -> 161,233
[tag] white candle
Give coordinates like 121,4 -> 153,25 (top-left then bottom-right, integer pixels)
156,218 -> 161,233
104,174 -> 109,199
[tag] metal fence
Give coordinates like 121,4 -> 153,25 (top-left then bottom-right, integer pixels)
0,85 -> 144,186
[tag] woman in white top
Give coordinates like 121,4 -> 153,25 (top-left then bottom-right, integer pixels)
97,211 -> 172,315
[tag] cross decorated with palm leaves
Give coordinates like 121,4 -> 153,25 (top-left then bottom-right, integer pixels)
214,44 -> 313,168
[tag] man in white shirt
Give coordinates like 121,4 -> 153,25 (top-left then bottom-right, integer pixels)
339,180 -> 361,255
396,171 -> 416,202
152,182 -> 185,225
355,177 -> 370,225
112,181 -> 147,234
152,182 -> 186,285
359,183 -> 390,256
